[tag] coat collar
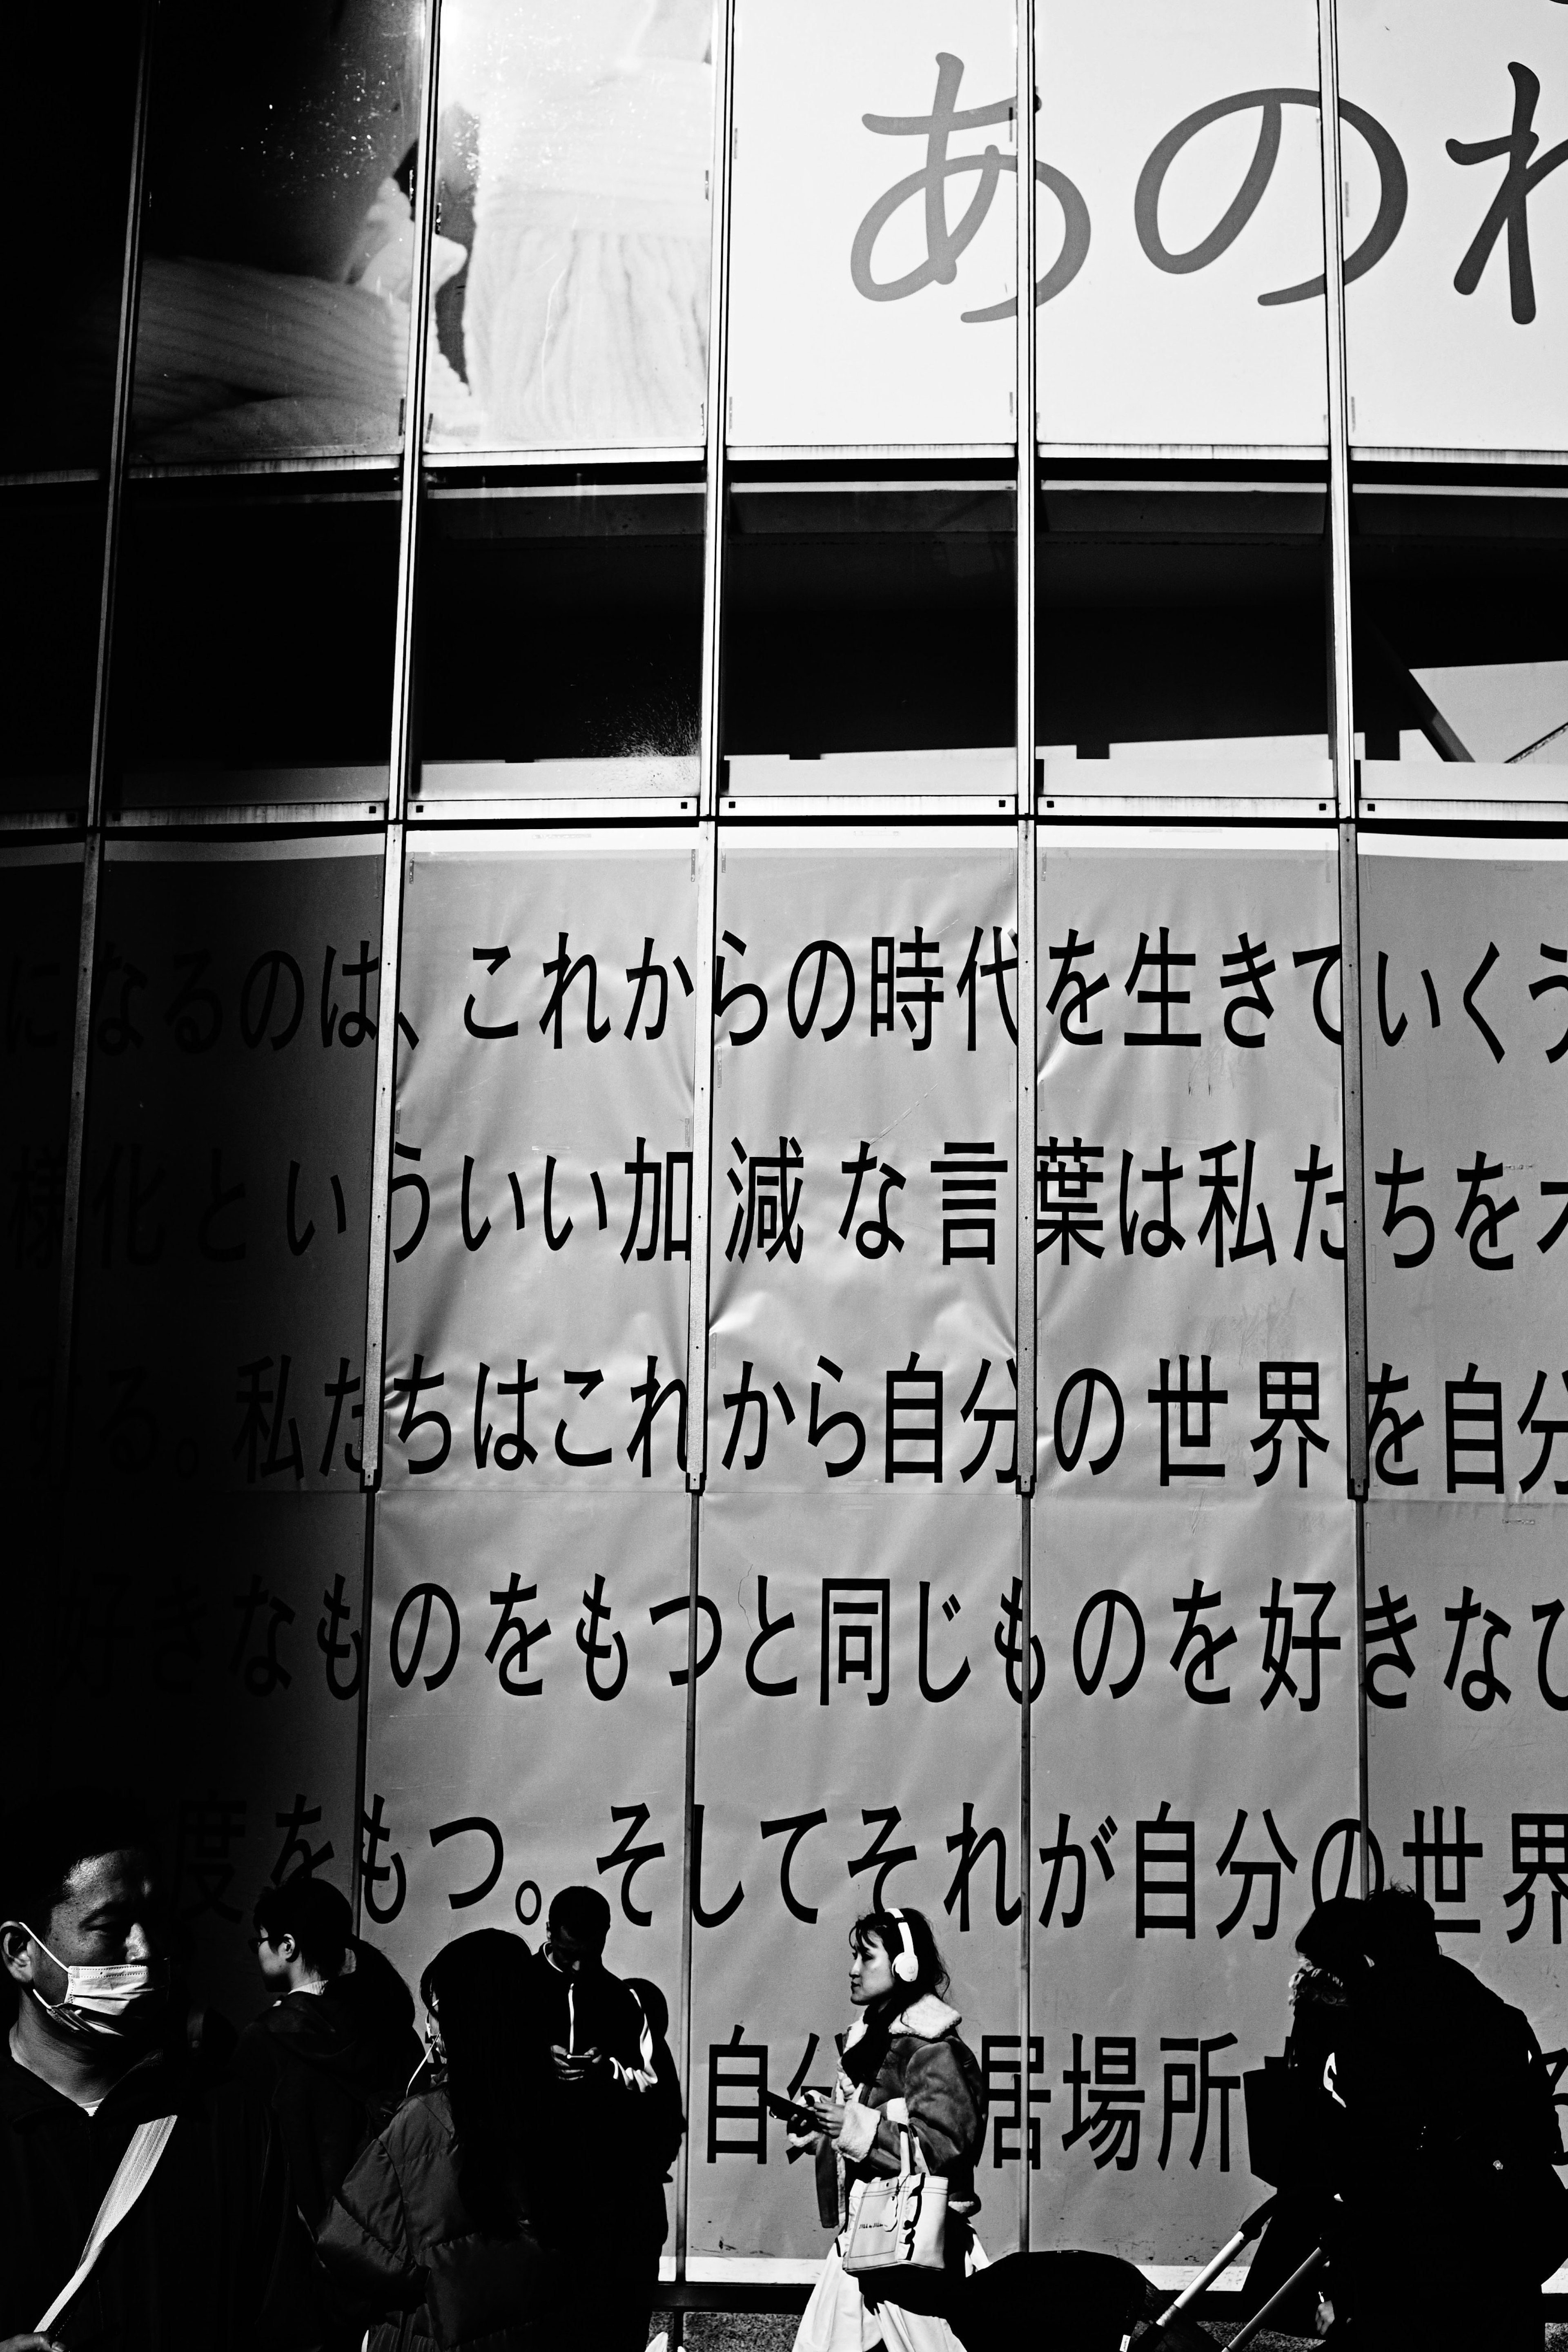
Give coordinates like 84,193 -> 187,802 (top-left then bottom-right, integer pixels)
843,1993 -> 961,2049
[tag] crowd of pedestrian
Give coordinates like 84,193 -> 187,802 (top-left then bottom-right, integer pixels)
5,1786 -> 1566,2351
0,1786 -> 682,2351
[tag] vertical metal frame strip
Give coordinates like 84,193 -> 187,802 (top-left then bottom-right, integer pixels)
52,0 -> 158,1478
360,0 -> 446,1494
1013,0 -> 1039,2256
674,0 -> 738,2304
1316,0 -> 1372,1897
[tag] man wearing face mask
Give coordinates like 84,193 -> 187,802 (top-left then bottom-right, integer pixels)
0,1785 -> 321,2352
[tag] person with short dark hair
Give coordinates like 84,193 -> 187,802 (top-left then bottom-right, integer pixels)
316,1927 -> 563,2349
532,1886 -> 659,2349
791,1906 -> 987,2352
234,1870 -> 420,2229
623,1978 -> 686,2296
0,1786 -> 318,2352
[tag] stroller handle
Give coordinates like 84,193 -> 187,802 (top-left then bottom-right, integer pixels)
1151,2197 -> 1278,2327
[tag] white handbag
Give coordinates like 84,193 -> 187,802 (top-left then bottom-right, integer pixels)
840,2120 -> 948,2279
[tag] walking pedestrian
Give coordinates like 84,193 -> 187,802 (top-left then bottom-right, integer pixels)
316,1926 -> 562,2350
791,1906 -> 987,2352
234,1871 -> 421,2227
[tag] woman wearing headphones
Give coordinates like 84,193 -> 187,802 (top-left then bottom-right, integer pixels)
792,1906 -> 987,2352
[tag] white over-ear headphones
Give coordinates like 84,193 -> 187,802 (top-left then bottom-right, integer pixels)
887,1908 -> 919,1983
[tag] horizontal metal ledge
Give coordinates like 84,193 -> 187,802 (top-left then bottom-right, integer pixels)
428,478 -> 701,502
732,478 -> 1008,498
127,451 -> 401,482
730,443 -> 1015,463
108,801 -> 387,829
1039,441 -> 1328,462
428,443 -> 704,470
1352,443 -> 1568,468
1355,480 -> 1568,501
409,797 -> 696,824
1359,799 -> 1568,824
1038,794 -> 1336,820
0,808 -> 87,834
718,794 -> 1018,819
0,468 -> 105,490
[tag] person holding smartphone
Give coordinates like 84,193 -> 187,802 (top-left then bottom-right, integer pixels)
790,1906 -> 987,2352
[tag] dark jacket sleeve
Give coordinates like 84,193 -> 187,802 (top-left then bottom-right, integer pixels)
864,2037 -> 986,2178
316,2129 -> 426,2321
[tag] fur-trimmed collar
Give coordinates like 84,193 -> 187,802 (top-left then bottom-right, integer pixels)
844,1993 -> 960,2047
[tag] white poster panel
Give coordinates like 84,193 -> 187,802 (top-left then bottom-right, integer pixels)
362,1489 -> 687,2029
0,846 -> 80,1483
728,0 -> 1016,448
1037,0 -> 1328,449
385,833 -> 696,1493
1031,830 -> 1358,2257
1361,843 -> 1568,2071
432,0 -> 713,450
45,1490 -> 367,2026
706,827 -> 1018,1493
688,1488 -> 1021,2262
76,841 -> 382,1491
1341,0 -> 1568,453
1365,1506 -> 1568,2052
1361,841 -> 1568,1498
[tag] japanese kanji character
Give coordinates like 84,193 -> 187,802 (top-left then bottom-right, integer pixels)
1063,2035 -> 1143,2170
877,927 -> 944,1050
229,1573 -> 294,1696
708,2027 -> 767,2162
1446,1362 -> 1503,1493
1219,932 -> 1276,1046
958,1357 -> 1016,1484
761,1810 -> 829,1923
88,1142 -> 164,1267
745,1575 -> 797,1697
539,932 -> 610,1048
1197,1139 -> 1274,1267
316,1572 -> 361,1699
1448,61 -> 1568,321
690,1804 -> 744,1927
391,1142 -> 428,1261
1136,1804 -> 1196,1938
1505,1815 -> 1568,1944
1214,1809 -> 1297,1939
1259,1580 -> 1339,1712
1540,1181 -> 1568,1255
390,1355 -> 450,1476
1402,1807 -> 1482,1934
1376,1149 -> 1434,1268
360,1795 -> 406,1925
619,1141 -> 693,1262
837,1143 -> 905,1259
820,1579 -> 890,1705
931,1140 -> 1006,1264
1517,1371 -> 1568,1494
270,1793 -> 333,1885
1364,1585 -> 1419,1709
1123,927 -> 1198,1047
429,1815 -> 504,1908
886,1353 -> 942,1481
149,1573 -> 205,1697
982,2034 -> 1047,2169
647,1594 -> 722,1688
240,948 -> 304,1050
92,942 -> 147,1054
726,1135 -> 804,1263
1149,1355 -> 1227,1485
956,925 -> 1018,1047
1036,1137 -> 1105,1262
486,1574 -> 551,1696
1045,930 -> 1108,1045
1443,1586 -> 1512,1711
1158,2036 -> 1239,2170
722,1360 -> 771,1471
1535,1601 -> 1568,1712
1169,1580 -> 1235,1705
175,1794 -> 248,1921
1252,1360 -> 1329,1488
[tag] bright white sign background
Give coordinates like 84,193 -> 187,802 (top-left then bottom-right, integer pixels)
1341,0 -> 1568,453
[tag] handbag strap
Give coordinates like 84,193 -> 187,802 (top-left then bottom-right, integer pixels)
37,2112 -> 179,2334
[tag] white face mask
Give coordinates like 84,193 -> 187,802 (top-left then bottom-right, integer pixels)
22,1928 -> 167,2041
